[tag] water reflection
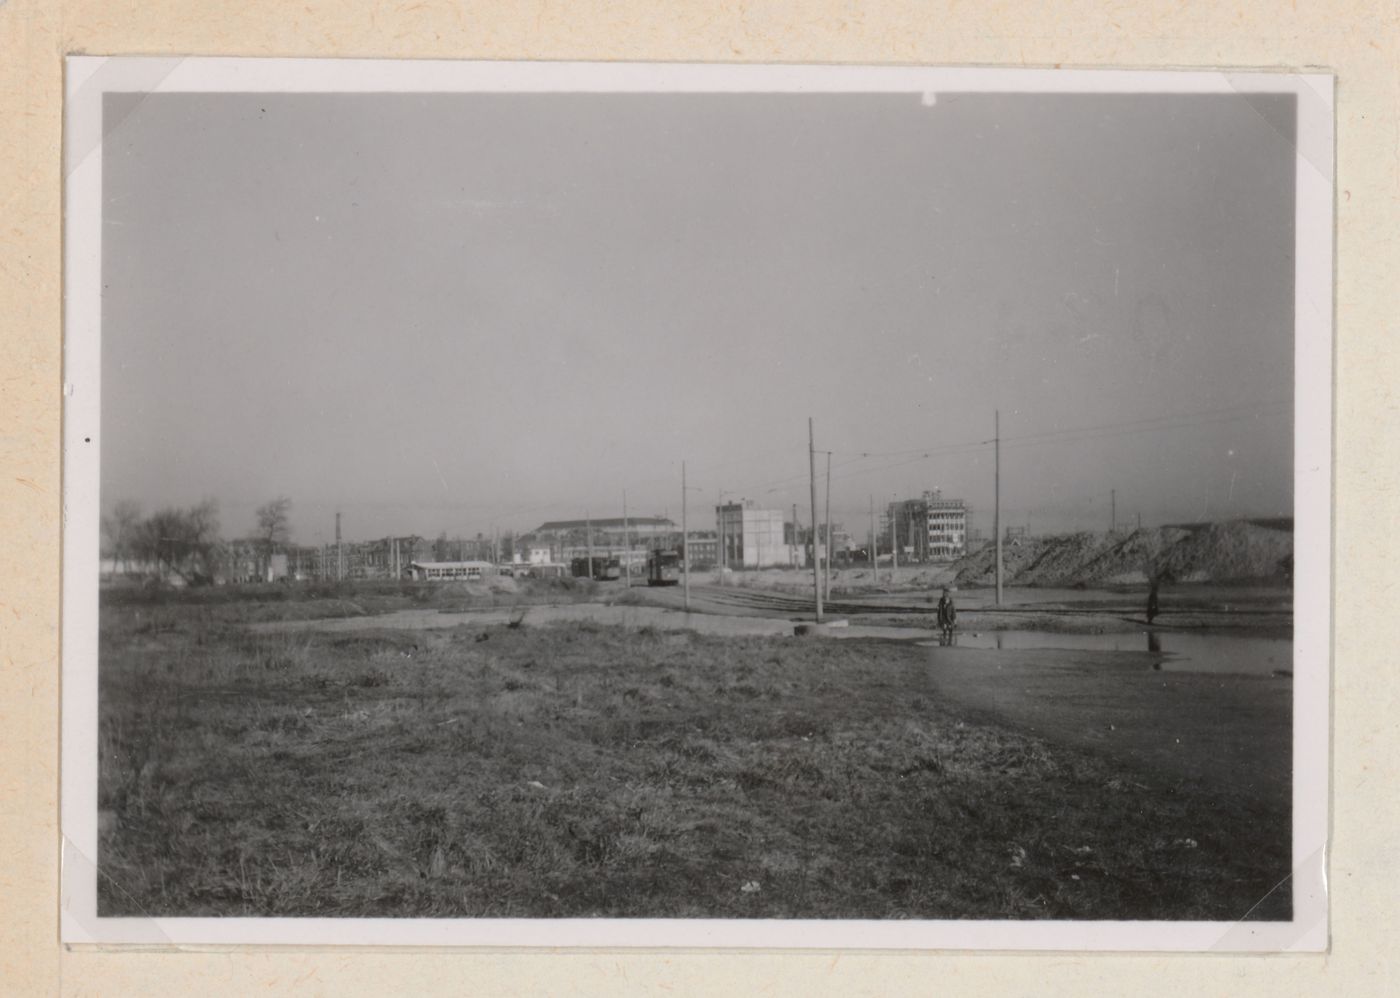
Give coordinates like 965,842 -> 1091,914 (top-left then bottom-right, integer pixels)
257,604 -> 1292,678
920,628 -> 1292,676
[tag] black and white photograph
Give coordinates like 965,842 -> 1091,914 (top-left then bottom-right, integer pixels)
61,58 -> 1332,950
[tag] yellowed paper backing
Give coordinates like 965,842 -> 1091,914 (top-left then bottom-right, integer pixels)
3,1 -> 1396,994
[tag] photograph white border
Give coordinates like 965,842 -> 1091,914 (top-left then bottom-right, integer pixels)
61,56 -> 1333,951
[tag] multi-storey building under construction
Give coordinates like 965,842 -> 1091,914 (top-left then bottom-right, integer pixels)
886,490 -> 970,562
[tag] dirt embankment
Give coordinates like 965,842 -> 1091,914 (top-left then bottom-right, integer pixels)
952,520 -> 1293,588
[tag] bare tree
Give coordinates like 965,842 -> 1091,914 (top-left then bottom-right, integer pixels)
101,500 -> 143,573
132,499 -> 221,585
254,497 -> 293,577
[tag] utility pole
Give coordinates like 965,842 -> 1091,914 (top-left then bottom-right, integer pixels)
824,450 -> 832,602
623,490 -> 631,587
869,494 -> 877,583
586,511 -> 594,580
681,462 -> 690,611
995,410 -> 1003,606
717,489 -> 725,587
808,417 -> 823,623
891,499 -> 899,577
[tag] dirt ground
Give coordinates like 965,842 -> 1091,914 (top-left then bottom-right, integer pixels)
97,604 -> 1291,921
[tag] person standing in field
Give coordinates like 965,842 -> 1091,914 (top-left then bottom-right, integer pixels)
937,587 -> 957,643
1147,578 -> 1161,625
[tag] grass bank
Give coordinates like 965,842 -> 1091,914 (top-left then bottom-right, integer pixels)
97,603 -> 1290,920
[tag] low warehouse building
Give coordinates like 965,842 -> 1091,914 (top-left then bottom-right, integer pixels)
407,560 -> 498,581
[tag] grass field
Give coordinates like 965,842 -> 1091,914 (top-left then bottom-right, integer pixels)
97,594 -> 1291,920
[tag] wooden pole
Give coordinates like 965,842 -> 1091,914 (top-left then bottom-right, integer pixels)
717,489 -> 725,587
823,450 -> 832,601
623,490 -> 631,587
869,494 -> 877,583
995,409 -> 1003,606
682,462 -> 690,611
891,498 -> 899,578
792,503 -> 798,568
809,417 -> 823,623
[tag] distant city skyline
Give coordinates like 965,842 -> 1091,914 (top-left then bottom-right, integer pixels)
101,90 -> 1296,545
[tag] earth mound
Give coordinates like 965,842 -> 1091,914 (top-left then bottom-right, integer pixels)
951,520 -> 1293,587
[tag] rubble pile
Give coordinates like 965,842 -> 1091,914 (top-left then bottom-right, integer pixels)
952,520 -> 1293,587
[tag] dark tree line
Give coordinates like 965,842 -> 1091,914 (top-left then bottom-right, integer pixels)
101,496 -> 295,585
102,499 -> 222,585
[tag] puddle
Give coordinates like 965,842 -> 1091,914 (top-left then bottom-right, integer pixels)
918,630 -> 1292,675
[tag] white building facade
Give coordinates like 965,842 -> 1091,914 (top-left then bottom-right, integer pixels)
924,494 -> 968,559
716,502 -> 795,568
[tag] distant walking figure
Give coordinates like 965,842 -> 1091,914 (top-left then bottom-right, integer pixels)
937,587 -> 957,643
1146,579 -> 1161,625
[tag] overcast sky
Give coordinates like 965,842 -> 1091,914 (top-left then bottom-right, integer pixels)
101,90 -> 1296,544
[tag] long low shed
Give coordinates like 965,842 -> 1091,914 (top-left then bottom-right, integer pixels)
407,560 -> 498,581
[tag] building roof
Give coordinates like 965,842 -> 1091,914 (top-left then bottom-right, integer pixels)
409,561 -> 497,569
892,495 -> 968,509
534,518 -> 676,532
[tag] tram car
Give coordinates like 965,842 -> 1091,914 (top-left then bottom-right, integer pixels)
646,549 -> 682,586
